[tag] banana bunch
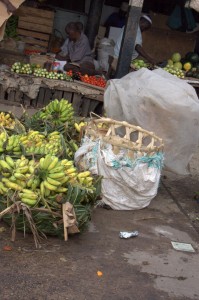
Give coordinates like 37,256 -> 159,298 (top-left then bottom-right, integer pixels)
0,131 -> 7,153
77,171 -> 93,188
0,112 -> 15,129
39,155 -> 68,197
19,189 -> 39,206
60,159 -> 93,188
6,135 -> 21,155
74,121 -> 87,133
0,156 -> 30,191
60,159 -> 78,184
19,131 -> 62,156
39,99 -> 74,126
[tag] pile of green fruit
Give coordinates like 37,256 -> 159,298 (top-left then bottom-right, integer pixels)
165,51 -> 199,79
11,62 -> 72,81
131,59 -> 152,70
163,52 -> 184,78
163,66 -> 185,78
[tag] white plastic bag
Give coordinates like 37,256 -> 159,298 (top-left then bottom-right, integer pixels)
97,149 -> 161,210
104,68 -> 199,175
97,38 -> 115,72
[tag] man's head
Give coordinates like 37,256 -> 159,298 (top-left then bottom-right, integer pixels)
140,15 -> 152,32
65,22 -> 81,41
119,1 -> 128,17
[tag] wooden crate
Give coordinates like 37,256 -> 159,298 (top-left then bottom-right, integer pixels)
16,6 -> 55,52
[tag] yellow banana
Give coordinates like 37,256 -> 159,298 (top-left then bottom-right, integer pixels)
77,171 -> 91,178
39,157 -> 45,169
31,178 -> 40,190
0,160 -> 12,171
2,179 -> 22,191
59,176 -> 69,184
16,180 -> 26,188
42,155 -> 52,170
9,176 -> 17,182
43,180 -> 57,191
27,177 -> 34,188
46,177 -> 61,186
16,166 -> 29,174
56,187 -> 67,193
29,165 -> 35,174
49,166 -> 64,174
5,156 -> 15,168
21,193 -> 38,200
74,123 -> 80,132
47,157 -> 59,171
66,168 -> 77,175
40,182 -> 45,197
21,198 -> 37,206
2,172 -> 11,178
14,173 -> 26,180
47,172 -> 65,179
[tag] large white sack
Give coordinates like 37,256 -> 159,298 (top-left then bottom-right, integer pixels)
104,68 -> 199,175
97,149 -> 161,210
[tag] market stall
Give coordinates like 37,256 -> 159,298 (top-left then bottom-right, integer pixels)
0,68 -> 105,116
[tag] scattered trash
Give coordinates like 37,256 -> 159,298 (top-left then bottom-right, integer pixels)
3,245 -> 12,251
60,257 -> 67,262
97,271 -> 103,277
119,231 -> 139,239
171,241 -> 195,253
0,227 -> 6,233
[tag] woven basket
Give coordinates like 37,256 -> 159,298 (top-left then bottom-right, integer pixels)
85,118 -> 164,158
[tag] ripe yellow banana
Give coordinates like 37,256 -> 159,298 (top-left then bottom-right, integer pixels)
77,171 -> 91,178
47,157 -> 59,171
49,166 -> 64,174
65,168 -> 77,175
40,182 -> 45,197
16,166 -> 29,174
21,198 -> 37,206
56,187 -> 67,193
75,123 -> 80,132
5,156 -> 15,168
43,180 -> 57,191
0,160 -> 12,171
14,173 -> 26,180
2,179 -> 22,191
42,155 -> 52,170
47,172 -> 65,179
46,177 -> 61,186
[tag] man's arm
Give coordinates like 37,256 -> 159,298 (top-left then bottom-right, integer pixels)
1,0 -> 16,13
135,44 -> 156,65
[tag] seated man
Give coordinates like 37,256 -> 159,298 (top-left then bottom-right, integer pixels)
112,15 -> 156,71
56,22 -> 95,75
58,22 -> 84,58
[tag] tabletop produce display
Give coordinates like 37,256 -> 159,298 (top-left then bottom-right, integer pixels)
11,62 -> 107,88
0,99 -> 101,247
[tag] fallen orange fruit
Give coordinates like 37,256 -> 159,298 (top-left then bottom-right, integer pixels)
97,271 -> 103,277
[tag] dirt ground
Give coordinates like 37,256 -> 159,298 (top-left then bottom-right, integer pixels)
0,104 -> 199,299
0,183 -> 199,300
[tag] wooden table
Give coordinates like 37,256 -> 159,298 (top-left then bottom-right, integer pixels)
0,71 -> 104,117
